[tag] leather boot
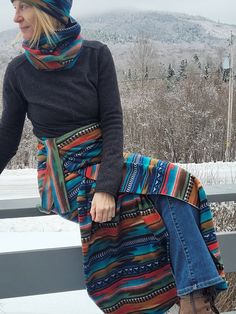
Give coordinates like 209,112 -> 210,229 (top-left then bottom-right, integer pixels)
179,287 -> 220,314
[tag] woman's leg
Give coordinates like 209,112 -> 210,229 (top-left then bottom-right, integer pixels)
148,194 -> 224,296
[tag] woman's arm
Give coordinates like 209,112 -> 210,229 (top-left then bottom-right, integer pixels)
94,44 -> 124,198
91,44 -> 123,223
0,62 -> 27,173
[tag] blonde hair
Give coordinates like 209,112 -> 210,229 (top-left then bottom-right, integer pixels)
17,5 -> 66,47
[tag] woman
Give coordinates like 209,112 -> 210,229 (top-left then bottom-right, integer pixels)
0,1 -> 227,313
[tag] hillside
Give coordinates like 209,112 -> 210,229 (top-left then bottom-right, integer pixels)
0,10 -> 235,76
80,9 -> 236,44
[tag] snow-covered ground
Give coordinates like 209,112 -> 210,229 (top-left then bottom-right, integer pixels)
176,161 -> 236,185
1,161 -> 235,199
0,291 -> 102,314
0,162 -> 235,314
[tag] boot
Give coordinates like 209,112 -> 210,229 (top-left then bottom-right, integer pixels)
179,287 -> 220,314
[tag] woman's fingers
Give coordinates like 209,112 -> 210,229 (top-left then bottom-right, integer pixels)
95,205 -> 115,223
106,206 -> 116,222
90,204 -> 96,221
90,192 -> 116,223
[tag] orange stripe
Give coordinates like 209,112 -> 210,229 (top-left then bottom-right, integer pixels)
160,163 -> 175,194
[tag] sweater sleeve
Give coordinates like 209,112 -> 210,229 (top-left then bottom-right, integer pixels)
94,44 -> 124,197
0,62 -> 27,174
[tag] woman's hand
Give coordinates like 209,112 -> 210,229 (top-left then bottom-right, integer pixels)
90,192 -> 116,223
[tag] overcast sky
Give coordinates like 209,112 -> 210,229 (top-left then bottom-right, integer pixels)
1,0 -> 236,32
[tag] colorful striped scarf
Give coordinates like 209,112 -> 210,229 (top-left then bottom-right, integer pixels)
37,122 -> 227,313
22,17 -> 83,71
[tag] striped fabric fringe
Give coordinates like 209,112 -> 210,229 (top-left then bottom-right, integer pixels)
37,122 -> 227,314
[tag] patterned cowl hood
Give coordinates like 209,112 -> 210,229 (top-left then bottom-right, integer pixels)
11,0 -> 72,25
11,0 -> 83,71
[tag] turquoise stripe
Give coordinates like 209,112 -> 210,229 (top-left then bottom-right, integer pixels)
200,210 -> 213,222
199,187 -> 207,200
165,165 -> 178,194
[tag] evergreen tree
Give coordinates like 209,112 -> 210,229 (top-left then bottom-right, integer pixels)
167,64 -> 175,79
178,59 -> 187,79
204,63 -> 210,79
128,68 -> 132,80
144,66 -> 149,79
223,68 -> 230,82
193,54 -> 201,69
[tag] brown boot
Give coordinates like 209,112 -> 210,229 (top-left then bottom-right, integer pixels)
179,287 -> 220,314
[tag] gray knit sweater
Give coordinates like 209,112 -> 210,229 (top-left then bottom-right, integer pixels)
0,40 -> 124,197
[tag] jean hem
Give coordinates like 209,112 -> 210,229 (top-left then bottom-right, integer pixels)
177,276 -> 224,296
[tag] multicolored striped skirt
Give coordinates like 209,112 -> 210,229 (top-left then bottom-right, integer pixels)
37,122 -> 227,313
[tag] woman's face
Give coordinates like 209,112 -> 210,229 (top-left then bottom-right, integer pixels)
13,1 -> 36,41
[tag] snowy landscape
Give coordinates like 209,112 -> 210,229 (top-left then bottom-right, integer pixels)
0,6 -> 236,314
1,10 -> 236,80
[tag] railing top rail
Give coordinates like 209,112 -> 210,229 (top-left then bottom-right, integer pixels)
0,184 -> 235,219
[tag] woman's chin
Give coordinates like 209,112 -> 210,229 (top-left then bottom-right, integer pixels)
22,35 -> 32,41
20,30 -> 33,41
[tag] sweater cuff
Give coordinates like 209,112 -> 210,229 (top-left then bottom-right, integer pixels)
94,188 -> 118,198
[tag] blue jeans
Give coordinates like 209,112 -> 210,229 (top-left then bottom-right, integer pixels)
148,194 -> 224,296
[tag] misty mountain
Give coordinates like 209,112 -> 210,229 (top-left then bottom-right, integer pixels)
80,9 -> 235,45
0,10 -> 235,75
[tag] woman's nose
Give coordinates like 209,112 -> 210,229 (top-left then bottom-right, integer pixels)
14,10 -> 23,23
